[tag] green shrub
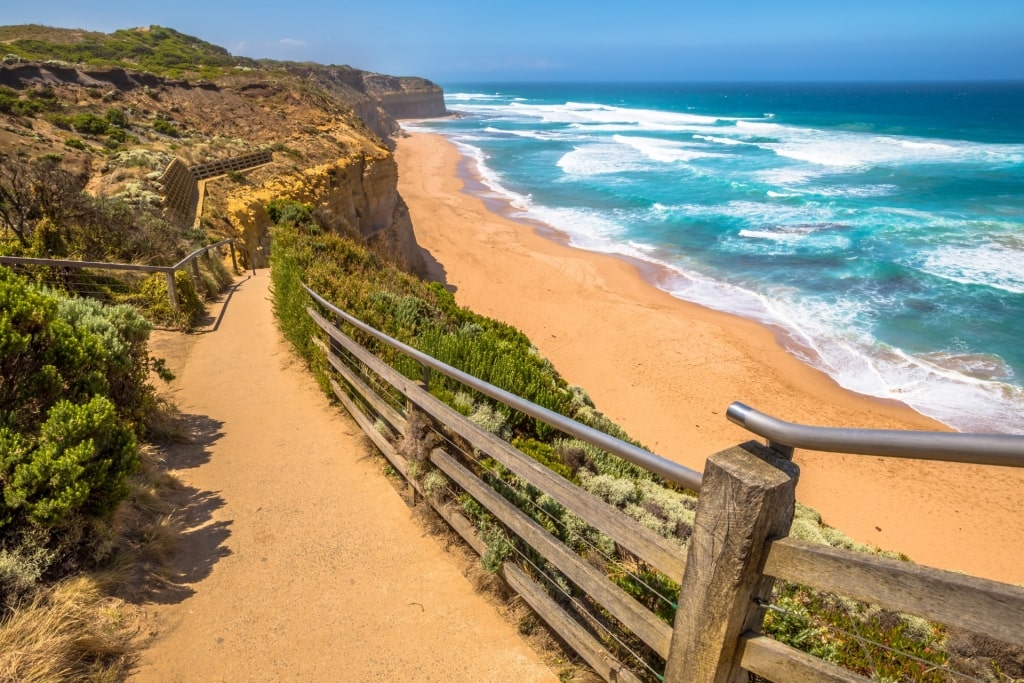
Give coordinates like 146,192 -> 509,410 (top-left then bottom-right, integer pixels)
0,270 -> 150,535
63,138 -> 86,150
69,112 -> 108,136
151,119 -> 178,137
1,396 -> 137,528
103,107 -> 127,128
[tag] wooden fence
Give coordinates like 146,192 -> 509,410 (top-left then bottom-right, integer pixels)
304,285 -> 1024,683
0,238 -> 237,311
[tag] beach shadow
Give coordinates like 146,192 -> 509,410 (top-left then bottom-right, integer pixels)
194,275 -> 250,333
418,247 -> 457,293
163,413 -> 224,470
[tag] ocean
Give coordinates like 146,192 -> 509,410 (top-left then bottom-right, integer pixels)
403,82 -> 1024,434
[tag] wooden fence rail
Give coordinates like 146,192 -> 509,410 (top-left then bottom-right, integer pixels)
0,238 -> 237,311
305,287 -> 1024,683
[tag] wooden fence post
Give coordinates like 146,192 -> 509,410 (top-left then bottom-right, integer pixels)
190,256 -> 201,282
165,271 -> 180,310
229,241 -> 238,273
664,441 -> 798,683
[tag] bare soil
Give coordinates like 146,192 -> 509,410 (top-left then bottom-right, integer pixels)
133,270 -> 555,682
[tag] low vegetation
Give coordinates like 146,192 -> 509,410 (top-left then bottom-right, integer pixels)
0,24 -> 259,78
269,202 -> 1020,682
0,151 -> 233,330
0,266 -> 191,679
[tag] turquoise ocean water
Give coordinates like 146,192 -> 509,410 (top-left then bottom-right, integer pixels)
404,83 -> 1024,434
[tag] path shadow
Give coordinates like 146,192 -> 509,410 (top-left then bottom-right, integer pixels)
133,411 -> 232,604
194,275 -> 250,333
164,413 -> 224,470
144,484 -> 233,605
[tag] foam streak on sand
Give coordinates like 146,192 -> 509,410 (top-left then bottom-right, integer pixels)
396,132 -> 1024,585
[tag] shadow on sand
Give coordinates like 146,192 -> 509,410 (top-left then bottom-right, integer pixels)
143,411 -> 232,605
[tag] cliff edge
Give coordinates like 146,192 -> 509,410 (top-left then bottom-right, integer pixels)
0,24 -> 447,275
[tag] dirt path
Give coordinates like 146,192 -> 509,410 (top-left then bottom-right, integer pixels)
132,271 -> 556,682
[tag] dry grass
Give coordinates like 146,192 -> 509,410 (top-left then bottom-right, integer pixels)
0,426 -> 186,682
0,575 -> 136,683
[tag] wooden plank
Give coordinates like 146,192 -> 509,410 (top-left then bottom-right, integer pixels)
664,443 -> 798,683
307,307 -> 688,581
313,337 -> 408,433
328,377 -> 407,478
737,634 -> 869,683
431,447 -> 673,659
503,562 -> 645,683
764,537 -> 1024,648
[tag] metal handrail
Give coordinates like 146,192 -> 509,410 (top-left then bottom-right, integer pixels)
172,238 -> 236,270
727,402 -> 1024,467
0,255 -> 174,273
304,284 -> 705,491
1,238 -> 237,311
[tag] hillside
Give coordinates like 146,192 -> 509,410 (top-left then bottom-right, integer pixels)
0,24 -> 446,273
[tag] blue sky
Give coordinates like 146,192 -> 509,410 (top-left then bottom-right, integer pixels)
4,1 -> 1024,83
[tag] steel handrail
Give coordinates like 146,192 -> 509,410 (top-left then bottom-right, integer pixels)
727,402 -> 1024,467
0,238 -> 236,274
304,284 -> 705,491
172,238 -> 236,270
0,255 -> 174,273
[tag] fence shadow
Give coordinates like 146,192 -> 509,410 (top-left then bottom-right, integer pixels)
195,274 -> 250,334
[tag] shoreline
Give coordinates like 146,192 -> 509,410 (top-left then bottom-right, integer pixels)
396,130 -> 1024,584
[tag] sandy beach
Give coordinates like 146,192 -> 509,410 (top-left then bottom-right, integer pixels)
396,131 -> 1023,585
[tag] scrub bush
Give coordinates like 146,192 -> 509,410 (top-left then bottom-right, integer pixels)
0,269 -> 149,533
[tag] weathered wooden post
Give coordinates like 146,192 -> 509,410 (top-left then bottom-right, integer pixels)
229,240 -> 238,273
190,255 -> 201,282
164,270 -> 180,310
664,441 -> 798,683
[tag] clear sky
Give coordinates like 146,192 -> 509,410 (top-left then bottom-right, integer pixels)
4,1 -> 1024,83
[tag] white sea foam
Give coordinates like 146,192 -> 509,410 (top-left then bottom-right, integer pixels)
912,243 -> 1024,294
692,134 -> 747,146
612,135 -> 724,163
738,229 -> 809,243
758,294 -> 1024,433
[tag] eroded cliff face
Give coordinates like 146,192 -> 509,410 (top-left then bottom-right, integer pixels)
225,149 -> 426,276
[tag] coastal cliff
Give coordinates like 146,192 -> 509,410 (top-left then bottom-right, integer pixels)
0,24 -> 443,275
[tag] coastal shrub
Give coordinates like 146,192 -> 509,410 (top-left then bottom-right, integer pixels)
151,118 -> 178,137
0,267 -> 153,546
103,107 -> 127,128
1,396 -> 137,528
69,112 -> 108,136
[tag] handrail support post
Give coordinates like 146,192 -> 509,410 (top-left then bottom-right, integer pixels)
664,441 -> 798,682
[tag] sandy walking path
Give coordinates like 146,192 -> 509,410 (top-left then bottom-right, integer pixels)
133,271 -> 556,682
396,131 -> 1024,585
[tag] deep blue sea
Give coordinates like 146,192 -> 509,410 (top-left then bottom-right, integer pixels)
404,82 -> 1024,434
